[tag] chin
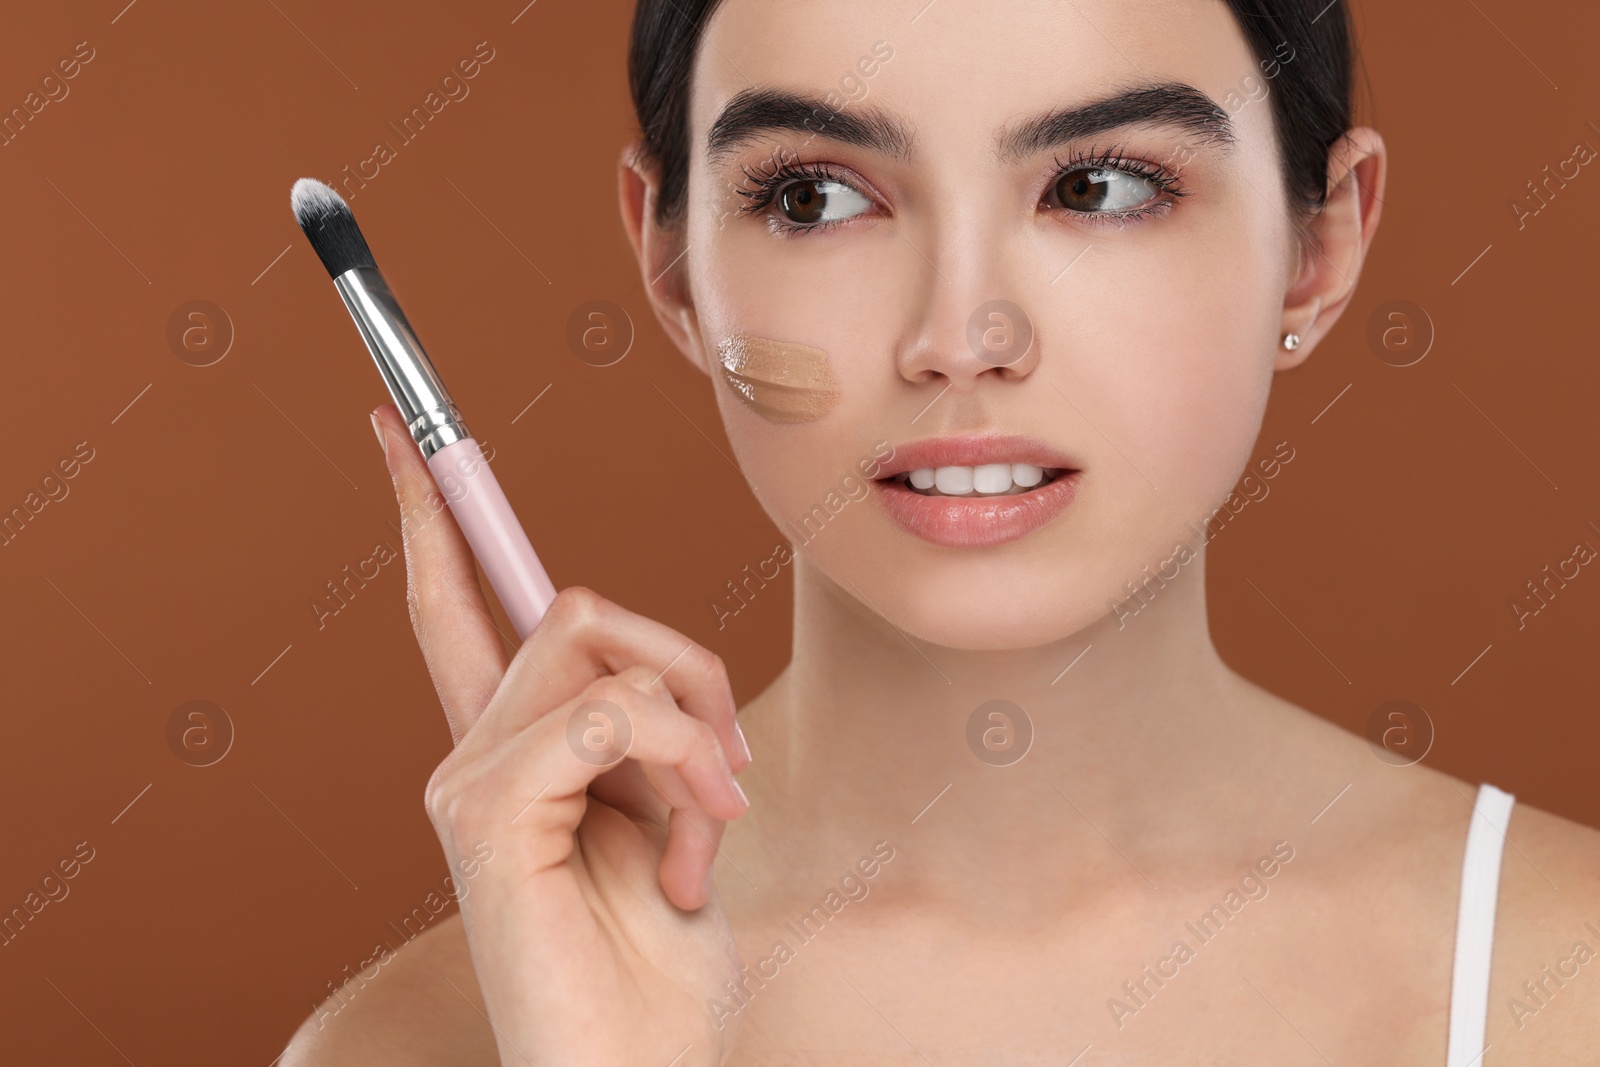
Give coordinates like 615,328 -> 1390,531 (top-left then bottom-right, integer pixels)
826,542 -> 1131,653
907,584 -> 1118,652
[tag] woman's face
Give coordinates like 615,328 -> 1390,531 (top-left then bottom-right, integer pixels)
674,0 -> 1302,650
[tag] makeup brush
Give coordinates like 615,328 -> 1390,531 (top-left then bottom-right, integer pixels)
290,177 -> 558,639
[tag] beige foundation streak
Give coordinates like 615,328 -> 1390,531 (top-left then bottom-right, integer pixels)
715,334 -> 840,423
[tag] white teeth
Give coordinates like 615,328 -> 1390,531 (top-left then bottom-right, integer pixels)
934,466 -> 974,494
900,464 -> 1060,497
973,464 -> 1012,494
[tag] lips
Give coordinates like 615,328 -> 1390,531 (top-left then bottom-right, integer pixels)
870,434 -> 1084,548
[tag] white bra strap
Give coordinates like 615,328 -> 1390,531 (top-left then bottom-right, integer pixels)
1445,781 -> 1516,1067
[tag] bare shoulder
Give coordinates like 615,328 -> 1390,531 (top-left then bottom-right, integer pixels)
1484,796 -> 1600,1064
278,912 -> 498,1067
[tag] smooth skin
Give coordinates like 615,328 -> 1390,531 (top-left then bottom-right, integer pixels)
282,1 -> 1600,1063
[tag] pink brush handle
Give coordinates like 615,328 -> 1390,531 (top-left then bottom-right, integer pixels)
426,437 -> 557,640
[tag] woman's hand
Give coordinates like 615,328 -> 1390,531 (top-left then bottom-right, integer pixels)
371,403 -> 753,1067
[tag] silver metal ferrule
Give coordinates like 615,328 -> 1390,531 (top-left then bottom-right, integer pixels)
333,266 -> 471,460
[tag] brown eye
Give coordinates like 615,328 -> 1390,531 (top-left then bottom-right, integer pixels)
774,177 -> 872,228
1051,166 -> 1161,213
780,180 -> 826,225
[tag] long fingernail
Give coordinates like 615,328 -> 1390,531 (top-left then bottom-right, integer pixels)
731,777 -> 749,809
732,718 -> 752,765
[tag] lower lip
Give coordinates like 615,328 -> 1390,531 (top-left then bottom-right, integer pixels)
870,471 -> 1082,548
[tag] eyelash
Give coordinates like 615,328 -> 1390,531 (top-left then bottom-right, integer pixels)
1047,145 -> 1188,224
734,144 -> 1188,238
734,158 -> 859,237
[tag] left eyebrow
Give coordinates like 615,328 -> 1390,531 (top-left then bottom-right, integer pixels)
997,82 -> 1237,163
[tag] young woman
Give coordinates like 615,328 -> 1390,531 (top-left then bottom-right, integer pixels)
284,0 -> 1600,1062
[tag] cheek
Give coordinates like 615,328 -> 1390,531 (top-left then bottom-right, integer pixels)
1133,296 -> 1273,499
716,401 -> 894,571
1063,223 -> 1281,520
688,223 -> 901,524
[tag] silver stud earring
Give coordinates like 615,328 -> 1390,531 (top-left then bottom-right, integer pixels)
1284,298 -> 1321,354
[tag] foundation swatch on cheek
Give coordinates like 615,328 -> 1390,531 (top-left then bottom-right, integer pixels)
715,334 -> 840,423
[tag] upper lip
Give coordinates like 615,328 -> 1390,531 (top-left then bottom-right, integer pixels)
875,434 -> 1083,479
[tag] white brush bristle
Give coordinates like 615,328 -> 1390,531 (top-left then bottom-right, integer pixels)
290,177 -> 347,224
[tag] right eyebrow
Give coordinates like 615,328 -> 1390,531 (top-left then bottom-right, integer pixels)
706,87 -> 913,165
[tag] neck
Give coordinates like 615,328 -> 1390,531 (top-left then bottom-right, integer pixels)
736,546 -> 1284,919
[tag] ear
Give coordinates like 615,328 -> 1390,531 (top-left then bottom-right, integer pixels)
617,139 -> 711,377
1276,126 -> 1387,371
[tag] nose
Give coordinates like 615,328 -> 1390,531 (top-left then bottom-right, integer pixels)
893,251 -> 1043,389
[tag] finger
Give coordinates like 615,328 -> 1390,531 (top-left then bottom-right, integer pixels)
539,675 -> 745,911
577,671 -> 747,825
373,402 -> 510,743
660,802 -> 731,911
465,587 -> 750,775
467,672 -> 748,847
442,675 -> 743,909
612,671 -> 749,912
586,667 -> 698,822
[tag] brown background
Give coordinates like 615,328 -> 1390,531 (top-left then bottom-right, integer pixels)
0,0 -> 1594,1061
